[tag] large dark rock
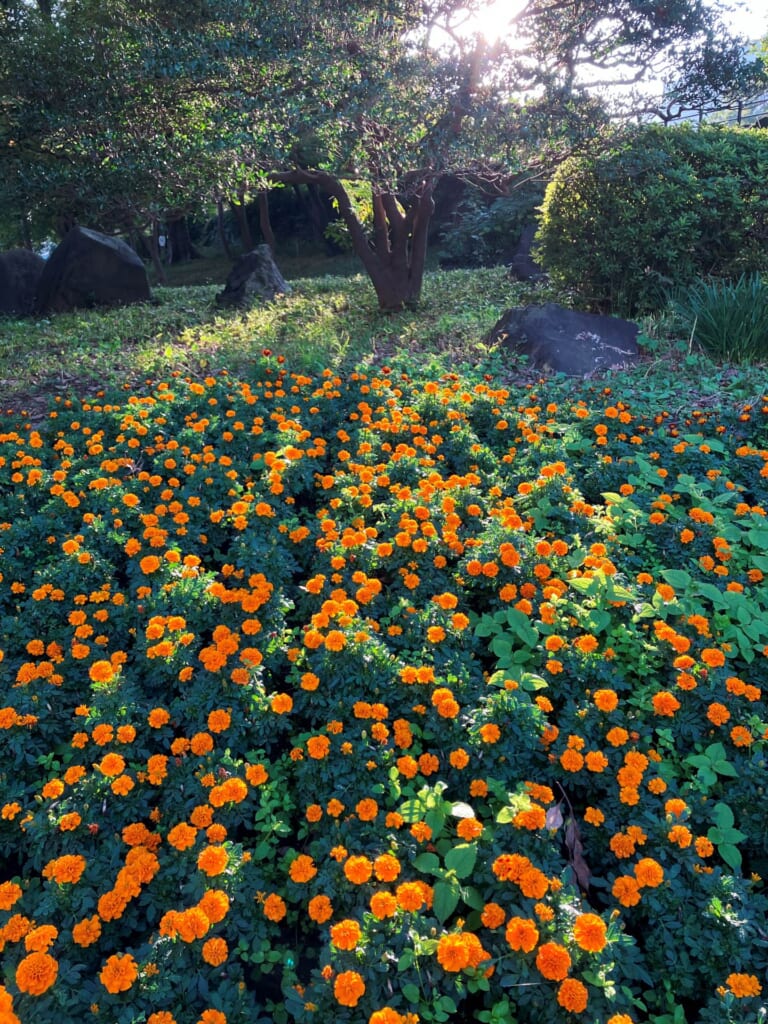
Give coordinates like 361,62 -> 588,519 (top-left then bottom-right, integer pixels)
0,249 -> 46,316
215,245 -> 292,308
508,224 -> 545,282
35,227 -> 151,314
488,303 -> 641,376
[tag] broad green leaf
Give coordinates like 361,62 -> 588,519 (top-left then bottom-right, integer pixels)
445,843 -> 477,879
413,852 -> 441,875
433,880 -> 460,923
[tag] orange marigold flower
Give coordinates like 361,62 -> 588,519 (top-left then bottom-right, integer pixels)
612,875 -> 641,906
593,688 -> 618,712
306,735 -> 331,759
99,953 -> 138,994
373,853 -> 401,882
481,902 -> 506,929
88,660 -> 115,684
634,857 -> 664,888
344,855 -> 374,884
664,798 -> 688,818
167,822 -> 198,850
395,881 -> 426,912
606,727 -> 629,747
42,854 -> 86,885
198,889 -> 230,924
652,691 -> 680,716
15,952 -> 59,996
333,970 -> 366,1007
356,798 -> 378,821
668,825 -> 692,848
207,709 -> 231,733
289,854 -> 317,883
557,978 -> 588,1013
202,937 -> 228,966
730,725 -> 753,747
701,647 -> 726,668
96,753 -> 126,774
505,916 -> 539,952
573,913 -> 607,952
308,895 -> 334,923
479,723 -> 500,743
518,867 -> 549,899
584,807 -> 605,826
457,817 -> 484,841
536,941 -> 571,980
560,749 -> 584,772
0,881 -> 23,911
725,973 -> 762,997
148,707 -> 170,728
197,845 -> 228,877
330,919 -> 362,950
262,893 -> 287,921
370,891 -> 398,919
72,916 -> 101,948
24,925 -> 58,953
695,836 -> 714,858
198,1011 -> 227,1024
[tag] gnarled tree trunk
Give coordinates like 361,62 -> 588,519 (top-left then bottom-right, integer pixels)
273,170 -> 434,310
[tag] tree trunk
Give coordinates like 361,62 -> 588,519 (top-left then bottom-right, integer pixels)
257,190 -> 276,251
165,215 -> 200,263
272,170 -> 434,310
231,198 -> 253,250
149,219 -> 167,285
216,199 -> 233,260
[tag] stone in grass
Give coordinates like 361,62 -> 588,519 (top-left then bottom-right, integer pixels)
35,227 -> 151,314
215,245 -> 292,308
488,302 -> 641,376
0,248 -> 46,316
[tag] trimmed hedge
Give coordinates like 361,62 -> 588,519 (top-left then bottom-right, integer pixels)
535,124 -> 768,314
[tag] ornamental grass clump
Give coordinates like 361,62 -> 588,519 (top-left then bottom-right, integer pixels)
0,360 -> 766,1024
670,272 -> 768,364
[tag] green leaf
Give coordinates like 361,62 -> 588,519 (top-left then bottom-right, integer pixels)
413,852 -> 441,875
717,843 -> 743,871
660,568 -> 692,590
444,844 -> 477,879
399,798 -> 427,823
401,983 -> 421,1003
433,880 -> 460,923
712,802 -> 735,829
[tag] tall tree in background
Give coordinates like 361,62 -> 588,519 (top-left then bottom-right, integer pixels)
1,0 -> 764,308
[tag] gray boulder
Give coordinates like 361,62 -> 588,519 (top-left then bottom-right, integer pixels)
35,227 -> 151,314
215,245 -> 292,308
488,302 -> 641,376
0,249 -> 46,316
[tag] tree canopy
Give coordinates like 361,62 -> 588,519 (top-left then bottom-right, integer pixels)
1,0 -> 765,307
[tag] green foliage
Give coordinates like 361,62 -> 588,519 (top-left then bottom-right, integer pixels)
2,0 -> 760,309
0,286 -> 768,1022
536,124 -> 768,314
669,272 -> 768,363
435,185 -> 545,268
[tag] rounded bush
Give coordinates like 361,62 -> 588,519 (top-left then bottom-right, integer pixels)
535,124 -> 768,314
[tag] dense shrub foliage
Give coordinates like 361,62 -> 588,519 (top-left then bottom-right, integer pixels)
536,124 -> 768,314
0,360 -> 767,1024
435,185 -> 545,269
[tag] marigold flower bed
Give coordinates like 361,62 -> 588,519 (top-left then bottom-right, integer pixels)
0,363 -> 766,1024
